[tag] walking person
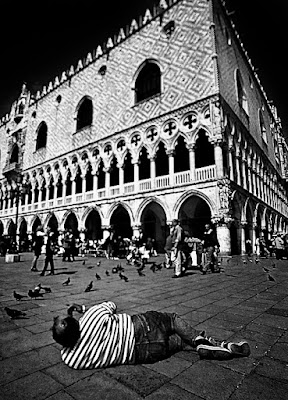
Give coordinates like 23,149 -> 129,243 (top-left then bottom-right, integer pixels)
52,300 -> 251,370
201,223 -> 220,274
31,226 -> 45,272
62,230 -> 72,262
170,219 -> 185,278
273,233 -> 285,260
40,227 -> 56,276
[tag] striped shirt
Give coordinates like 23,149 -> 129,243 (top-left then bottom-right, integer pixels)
61,302 -> 135,369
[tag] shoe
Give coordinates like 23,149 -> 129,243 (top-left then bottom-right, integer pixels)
39,272 -> 45,276
31,268 -> 39,272
193,332 -> 217,347
46,272 -> 54,276
197,344 -> 233,360
222,341 -> 250,357
172,274 -> 182,278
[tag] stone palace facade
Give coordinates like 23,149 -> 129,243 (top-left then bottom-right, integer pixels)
0,0 -> 288,255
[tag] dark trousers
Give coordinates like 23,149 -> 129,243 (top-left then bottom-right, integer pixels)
131,311 -> 199,364
41,254 -> 55,274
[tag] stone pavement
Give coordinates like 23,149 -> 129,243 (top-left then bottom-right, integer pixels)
0,252 -> 288,400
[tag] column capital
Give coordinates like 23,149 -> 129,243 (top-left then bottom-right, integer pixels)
211,214 -> 234,227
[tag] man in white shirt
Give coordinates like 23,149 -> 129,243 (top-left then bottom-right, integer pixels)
52,301 -> 250,369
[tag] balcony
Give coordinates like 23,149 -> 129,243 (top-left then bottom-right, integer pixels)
4,165 -> 216,215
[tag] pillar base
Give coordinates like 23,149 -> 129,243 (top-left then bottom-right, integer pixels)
5,253 -> 21,263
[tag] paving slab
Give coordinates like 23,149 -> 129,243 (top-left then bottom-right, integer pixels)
0,253 -> 288,399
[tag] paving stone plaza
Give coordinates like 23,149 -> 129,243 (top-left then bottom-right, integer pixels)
0,252 -> 287,400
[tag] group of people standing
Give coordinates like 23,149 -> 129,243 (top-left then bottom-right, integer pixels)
254,233 -> 288,260
165,219 -> 220,278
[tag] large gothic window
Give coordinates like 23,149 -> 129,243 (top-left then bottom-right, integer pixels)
135,61 -> 161,103
76,97 -> 93,130
10,144 -> 19,163
236,69 -> 248,115
36,122 -> 48,150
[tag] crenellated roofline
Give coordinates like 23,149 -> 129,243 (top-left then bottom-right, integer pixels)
0,0 -> 182,126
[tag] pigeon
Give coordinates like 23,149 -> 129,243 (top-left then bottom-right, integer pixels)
249,259 -> 253,263
156,263 -> 163,271
84,281 -> 93,292
34,283 -> 42,292
263,267 -> 269,273
119,272 -> 128,281
119,272 -> 125,280
28,289 -> 44,299
150,263 -> 156,273
62,277 -> 70,286
5,307 -> 26,319
120,274 -> 129,282
82,260 -> 86,265
268,274 -> 275,282
96,261 -> 101,267
255,258 -> 260,264
13,291 -> 27,301
95,273 -> 101,280
41,286 -> 52,293
105,270 -> 110,276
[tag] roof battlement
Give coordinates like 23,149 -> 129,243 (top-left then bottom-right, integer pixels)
0,0 -> 283,134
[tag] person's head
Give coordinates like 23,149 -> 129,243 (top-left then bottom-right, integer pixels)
205,223 -> 211,231
52,315 -> 80,348
172,219 -> 180,226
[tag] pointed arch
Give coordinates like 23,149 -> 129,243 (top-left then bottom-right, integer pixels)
134,59 -> 161,103
36,121 -> 48,150
76,96 -> 93,130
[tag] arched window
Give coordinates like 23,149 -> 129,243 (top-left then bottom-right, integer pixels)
195,130 -> 214,168
174,136 -> 189,173
36,122 -> 48,150
135,61 -> 161,103
76,97 -> 93,130
124,152 -> 134,183
139,147 -> 150,180
236,69 -> 248,115
10,145 -> 19,164
155,142 -> 169,177
259,109 -> 267,143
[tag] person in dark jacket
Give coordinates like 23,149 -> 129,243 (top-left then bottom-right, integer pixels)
201,223 -> 220,274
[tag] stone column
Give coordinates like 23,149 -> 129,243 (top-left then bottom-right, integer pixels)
214,220 -> 231,256
235,154 -> 241,186
133,162 -> 139,192
102,225 -> 110,242
214,141 -> 224,178
93,173 -> 98,192
82,176 -> 86,193
71,179 -> 76,197
119,164 -> 124,194
228,146 -> 234,181
240,222 -> 247,255
62,180 -> 67,199
150,157 -> 156,188
188,145 -> 196,180
104,168 -> 110,196
167,150 -> 174,184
